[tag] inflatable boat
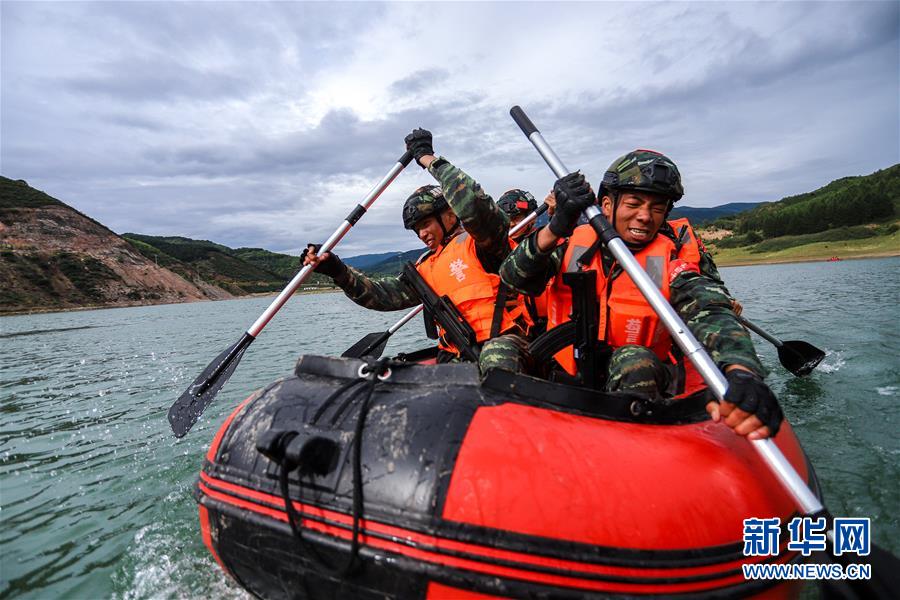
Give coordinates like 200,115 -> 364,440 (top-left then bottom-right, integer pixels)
194,350 -> 815,599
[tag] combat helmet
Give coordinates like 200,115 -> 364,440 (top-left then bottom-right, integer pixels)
600,150 -> 684,202
497,189 -> 537,217
402,185 -> 449,230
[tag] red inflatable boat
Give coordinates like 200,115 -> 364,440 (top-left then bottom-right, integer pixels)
195,353 -> 815,598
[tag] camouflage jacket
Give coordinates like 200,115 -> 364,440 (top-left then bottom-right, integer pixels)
330,157 -> 511,311
499,223 -> 766,376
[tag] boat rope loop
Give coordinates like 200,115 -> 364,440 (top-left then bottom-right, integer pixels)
276,357 -> 396,578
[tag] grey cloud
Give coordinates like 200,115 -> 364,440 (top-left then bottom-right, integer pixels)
64,59 -> 251,103
2,2 -> 897,255
139,97 -> 495,181
103,113 -> 167,132
389,69 -> 451,96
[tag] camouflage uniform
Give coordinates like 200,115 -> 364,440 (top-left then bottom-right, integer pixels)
328,157 -> 528,374
500,223 -> 764,396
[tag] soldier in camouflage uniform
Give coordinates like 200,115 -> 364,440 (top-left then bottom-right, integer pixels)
303,129 -> 529,375
500,150 -> 782,440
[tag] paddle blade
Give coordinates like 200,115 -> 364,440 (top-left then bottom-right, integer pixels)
168,333 -> 254,437
342,331 -> 389,359
778,340 -> 826,377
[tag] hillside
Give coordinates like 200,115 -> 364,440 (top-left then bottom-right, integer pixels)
0,177 -> 232,314
698,165 -> 899,262
123,236 -> 334,292
710,166 -> 898,236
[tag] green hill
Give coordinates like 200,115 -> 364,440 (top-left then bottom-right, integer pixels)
123,234 -> 333,293
233,247 -> 302,280
711,165 -> 898,237
0,178 -> 64,209
703,165 -> 899,259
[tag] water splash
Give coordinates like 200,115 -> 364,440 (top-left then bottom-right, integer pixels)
817,349 -> 845,373
114,523 -> 249,600
875,386 -> 897,396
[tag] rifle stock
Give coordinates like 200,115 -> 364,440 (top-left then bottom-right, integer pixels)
399,262 -> 480,362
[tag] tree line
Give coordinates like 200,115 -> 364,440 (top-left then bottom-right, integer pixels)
713,165 -> 898,238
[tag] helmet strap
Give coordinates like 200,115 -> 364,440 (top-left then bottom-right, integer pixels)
609,190 -> 620,233
437,211 -> 460,246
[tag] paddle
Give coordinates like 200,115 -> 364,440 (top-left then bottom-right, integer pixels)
342,202 -> 549,359
341,306 -> 422,359
167,150 -> 414,438
510,104 -> 898,597
738,315 -> 826,377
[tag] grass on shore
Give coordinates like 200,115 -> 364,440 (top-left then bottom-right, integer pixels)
711,228 -> 900,266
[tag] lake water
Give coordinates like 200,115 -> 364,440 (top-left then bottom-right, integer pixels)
1,256 -> 898,599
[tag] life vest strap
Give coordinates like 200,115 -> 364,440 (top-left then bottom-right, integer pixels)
490,283 -> 509,339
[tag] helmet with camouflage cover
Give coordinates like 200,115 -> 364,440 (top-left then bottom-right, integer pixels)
497,189 -> 537,217
402,185 -> 449,230
600,149 -> 684,202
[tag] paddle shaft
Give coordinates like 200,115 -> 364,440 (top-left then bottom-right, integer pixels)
183,152 -> 413,403
737,315 -> 784,348
510,105 -> 824,516
247,151 -> 413,338
360,201 -> 550,350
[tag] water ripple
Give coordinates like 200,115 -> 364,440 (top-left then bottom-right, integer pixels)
1,262 -> 898,598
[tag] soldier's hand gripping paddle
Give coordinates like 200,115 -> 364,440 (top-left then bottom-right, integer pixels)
738,315 -> 826,377
509,105 -> 899,598
341,202 -> 549,359
167,150 -> 414,438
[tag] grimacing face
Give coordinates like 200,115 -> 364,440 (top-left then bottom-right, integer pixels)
601,191 -> 669,245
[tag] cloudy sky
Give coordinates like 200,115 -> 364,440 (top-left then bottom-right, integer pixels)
2,1 -> 897,256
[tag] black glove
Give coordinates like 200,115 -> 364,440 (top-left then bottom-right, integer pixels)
300,244 -> 345,278
548,171 -> 596,238
723,369 -> 783,436
405,128 -> 434,168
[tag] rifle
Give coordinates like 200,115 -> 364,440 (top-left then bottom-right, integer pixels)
561,270 -> 609,389
399,262 -> 480,363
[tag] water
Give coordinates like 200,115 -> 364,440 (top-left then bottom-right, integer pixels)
1,257 -> 898,598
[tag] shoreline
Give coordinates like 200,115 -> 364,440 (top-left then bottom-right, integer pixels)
3,250 -> 898,318
715,250 -> 900,268
0,287 -> 341,318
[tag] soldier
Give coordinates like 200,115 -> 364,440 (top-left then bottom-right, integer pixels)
499,150 -> 782,440
497,189 -> 549,336
497,188 -> 558,242
497,189 -> 539,241
303,129 -> 529,374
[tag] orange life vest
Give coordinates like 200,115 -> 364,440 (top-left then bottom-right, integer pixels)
532,287 -> 549,319
546,218 -> 706,395
417,232 -> 527,355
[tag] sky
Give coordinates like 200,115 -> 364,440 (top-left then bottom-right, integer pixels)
2,1 -> 898,257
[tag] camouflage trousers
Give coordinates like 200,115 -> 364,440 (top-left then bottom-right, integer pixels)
437,333 -> 530,375
605,345 -> 673,398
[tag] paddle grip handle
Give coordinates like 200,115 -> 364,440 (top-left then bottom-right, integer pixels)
510,106 -> 538,136
398,150 -> 414,167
